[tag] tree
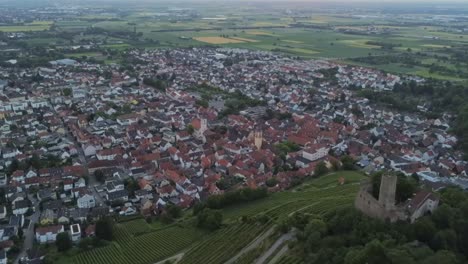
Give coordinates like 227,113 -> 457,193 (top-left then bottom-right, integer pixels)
166,204 -> 182,219
56,232 -> 72,252
314,161 -> 328,177
96,217 -> 114,241
266,178 -> 278,187
196,208 -> 223,231
63,88 -> 72,97
78,237 -> 93,250
340,156 -> 356,170
412,217 -> 436,243
94,170 -> 105,184
423,250 -> 458,264
187,124 -> 195,135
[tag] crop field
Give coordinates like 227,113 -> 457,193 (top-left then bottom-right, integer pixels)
0,24 -> 51,32
179,222 -> 272,264
194,36 -> 246,44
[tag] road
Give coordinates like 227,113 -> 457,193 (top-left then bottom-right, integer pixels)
225,226 -> 275,264
15,198 -> 40,264
267,245 -> 288,264
65,126 -> 105,206
255,232 -> 294,264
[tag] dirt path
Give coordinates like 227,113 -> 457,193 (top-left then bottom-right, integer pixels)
267,244 -> 289,264
225,226 -> 276,264
154,252 -> 184,264
255,232 -> 294,264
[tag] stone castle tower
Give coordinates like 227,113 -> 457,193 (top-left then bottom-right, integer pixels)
254,130 -> 263,150
378,174 -> 397,210
355,174 -> 403,222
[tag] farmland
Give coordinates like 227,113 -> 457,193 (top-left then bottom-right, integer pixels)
2,2 -> 468,81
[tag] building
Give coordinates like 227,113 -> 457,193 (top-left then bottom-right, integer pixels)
0,249 -> 6,264
77,193 -> 96,209
35,225 -> 64,244
355,174 -> 439,223
69,224 -> 81,243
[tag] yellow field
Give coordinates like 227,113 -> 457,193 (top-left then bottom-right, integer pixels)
282,40 -> 304,44
27,21 -> 54,26
247,31 -> 276,36
421,44 -> 450,48
194,37 -> 245,44
252,22 -> 286,27
288,48 -> 320,55
230,37 -> 258,43
339,39 -> 380,49
0,25 -> 50,32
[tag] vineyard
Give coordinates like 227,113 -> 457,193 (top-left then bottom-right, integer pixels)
222,182 -> 360,221
72,223 -> 203,264
121,219 -> 152,235
179,222 -> 272,264
276,255 -> 304,264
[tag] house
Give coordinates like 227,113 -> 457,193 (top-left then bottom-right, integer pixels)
69,224 -> 81,243
83,144 -> 97,157
406,191 -> 440,223
106,190 -> 129,203
85,224 -> 95,237
35,225 -> 64,244
0,207 -> 6,220
0,250 -> 6,264
119,206 -> 137,216
302,144 -> 330,162
9,215 -> 24,228
12,200 -> 30,215
37,189 -> 56,201
77,193 -> 96,209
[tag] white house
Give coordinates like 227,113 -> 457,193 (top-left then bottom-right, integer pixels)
12,200 -> 29,215
83,144 -> 97,157
69,224 -> 81,243
302,144 -> 330,162
77,193 -> 96,209
0,207 -> 6,220
35,225 -> 64,244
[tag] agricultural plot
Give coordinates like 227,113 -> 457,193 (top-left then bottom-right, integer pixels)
179,222 -> 272,264
194,36 -> 245,44
120,219 -> 152,235
276,255 -> 304,264
223,179 -> 362,221
0,24 -> 50,32
71,224 -> 203,264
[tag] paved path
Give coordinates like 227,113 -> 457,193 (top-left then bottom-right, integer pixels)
267,244 -> 288,264
225,226 -> 275,264
255,232 -> 294,264
154,252 -> 184,264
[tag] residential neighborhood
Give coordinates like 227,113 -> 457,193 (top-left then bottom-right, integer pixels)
0,46 -> 466,263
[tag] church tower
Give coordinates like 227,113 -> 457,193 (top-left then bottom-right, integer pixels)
254,130 -> 263,150
200,118 -> 208,133
378,174 -> 397,210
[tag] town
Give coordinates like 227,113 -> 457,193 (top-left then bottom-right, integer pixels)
0,46 -> 466,263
